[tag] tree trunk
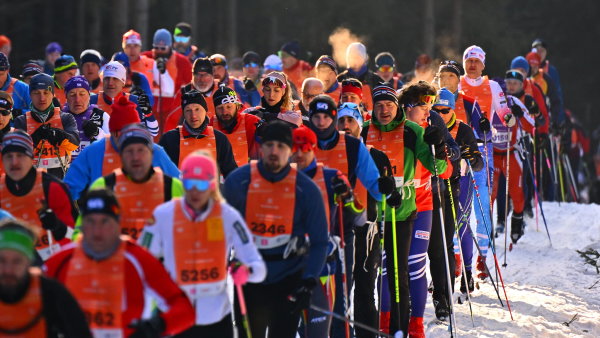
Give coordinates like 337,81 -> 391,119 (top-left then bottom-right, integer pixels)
76,0 -> 86,52
132,0 -> 149,47
112,0 -> 129,52
423,0 -> 435,56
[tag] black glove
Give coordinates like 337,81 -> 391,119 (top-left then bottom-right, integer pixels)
39,208 -> 60,231
129,316 -> 165,338
331,173 -> 351,197
510,104 -> 524,118
244,78 -> 257,91
433,142 -> 447,160
156,57 -> 167,74
386,190 -> 402,208
423,125 -> 444,146
47,128 -> 70,147
82,120 -> 99,139
136,94 -> 153,117
378,175 -> 396,195
288,278 -> 317,313
460,144 -> 479,161
31,125 -> 50,146
479,117 -> 491,133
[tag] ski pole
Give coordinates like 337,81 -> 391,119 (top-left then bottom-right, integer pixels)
430,144 -> 458,337
390,203 -> 401,333
235,283 -> 252,338
502,129 -> 512,268
445,178 -> 475,326
466,160 -> 514,320
377,170 -> 388,330
555,136 -> 566,202
563,153 -> 579,202
336,197 -> 350,338
532,132 -> 540,232
310,304 -> 400,338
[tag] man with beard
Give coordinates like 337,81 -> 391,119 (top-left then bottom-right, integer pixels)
0,220 -> 91,337
223,120 -> 328,338
211,86 -> 261,166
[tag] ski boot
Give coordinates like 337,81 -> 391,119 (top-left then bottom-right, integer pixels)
511,213 -> 525,244
408,316 -> 426,338
433,296 -> 450,321
476,255 -> 488,280
460,270 -> 475,294
454,253 -> 462,277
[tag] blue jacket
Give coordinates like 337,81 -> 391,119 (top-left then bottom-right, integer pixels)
1,75 -> 31,112
223,161 -> 328,284
317,132 -> 383,201
64,136 -> 180,200
233,77 -> 261,107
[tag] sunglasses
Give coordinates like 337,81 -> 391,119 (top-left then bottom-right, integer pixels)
433,108 -> 451,114
0,109 -> 11,116
173,35 -> 191,43
244,62 -> 259,68
378,65 -> 394,73
183,179 -> 212,191
152,45 -> 169,51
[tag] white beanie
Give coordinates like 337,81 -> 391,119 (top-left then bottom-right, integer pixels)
463,45 -> 486,64
102,61 -> 127,84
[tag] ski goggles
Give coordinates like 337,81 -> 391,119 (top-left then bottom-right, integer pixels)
406,95 -> 437,107
0,109 -> 12,116
244,62 -> 259,68
183,179 -> 212,192
338,102 -> 363,125
377,65 -> 394,73
173,35 -> 191,43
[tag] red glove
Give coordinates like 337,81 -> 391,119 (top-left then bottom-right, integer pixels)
229,264 -> 250,286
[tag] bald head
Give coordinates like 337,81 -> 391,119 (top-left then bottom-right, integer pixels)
301,77 -> 324,108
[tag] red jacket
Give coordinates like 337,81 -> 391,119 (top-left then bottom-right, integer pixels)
44,238 -> 194,337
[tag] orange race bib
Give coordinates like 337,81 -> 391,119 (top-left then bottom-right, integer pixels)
314,131 -> 348,175
172,199 -> 227,298
179,126 -> 217,166
460,76 -> 492,118
246,161 -> 296,249
66,240 -> 125,337
366,123 -> 405,187
0,268 -> 47,337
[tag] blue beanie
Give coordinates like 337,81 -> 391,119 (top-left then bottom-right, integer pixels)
434,88 -> 455,109
29,73 -> 54,93
510,56 -> 530,74
112,51 -> 130,69
153,28 -> 172,47
65,75 -> 90,93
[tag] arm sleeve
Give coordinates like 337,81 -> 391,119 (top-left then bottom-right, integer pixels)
465,98 -> 485,139
63,143 -> 96,200
489,80 -> 508,118
214,130 -> 238,178
14,82 -> 32,112
46,178 -> 78,240
136,71 -> 155,106
101,112 -> 111,135
223,203 -> 266,283
354,140 -> 382,201
138,208 -> 165,259
13,115 -> 26,131
545,73 -> 565,124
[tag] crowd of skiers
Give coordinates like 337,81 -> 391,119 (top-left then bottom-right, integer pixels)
0,23 -> 589,338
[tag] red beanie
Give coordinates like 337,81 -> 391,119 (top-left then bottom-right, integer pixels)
525,51 -> 541,67
292,125 -> 317,152
108,96 -> 141,133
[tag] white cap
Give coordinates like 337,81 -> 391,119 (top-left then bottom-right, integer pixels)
346,42 -> 368,67
102,61 -> 127,84
263,54 -> 283,71
463,45 -> 486,64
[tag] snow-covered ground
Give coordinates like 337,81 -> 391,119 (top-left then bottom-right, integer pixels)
426,202 -> 600,337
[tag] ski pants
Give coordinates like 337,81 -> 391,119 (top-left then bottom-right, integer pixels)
454,175 -> 474,271
299,273 -> 334,338
428,182 -> 457,305
473,142 -> 494,257
234,270 -> 303,338
331,228 -> 355,338
408,210 -> 432,318
492,151 -> 525,214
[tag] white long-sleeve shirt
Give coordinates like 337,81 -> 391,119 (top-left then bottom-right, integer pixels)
140,198 -> 266,325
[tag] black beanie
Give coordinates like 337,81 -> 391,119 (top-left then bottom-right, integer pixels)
505,70 -> 524,82
372,84 -> 399,106
308,95 -> 337,119
213,86 -> 239,107
260,120 -> 293,148
242,51 -> 261,65
80,189 -> 121,221
182,89 -> 208,112
193,57 -> 213,74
